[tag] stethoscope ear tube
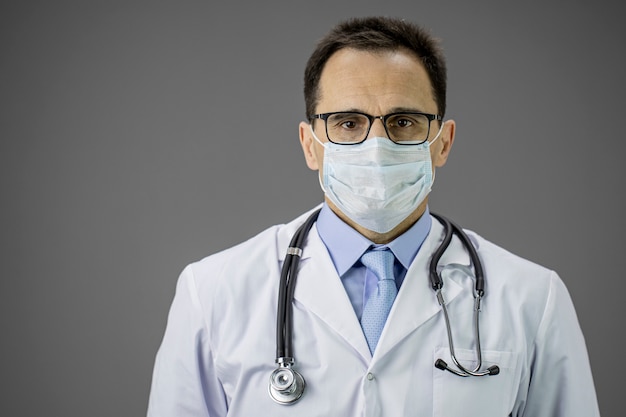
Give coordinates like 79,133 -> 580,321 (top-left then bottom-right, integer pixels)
430,213 -> 485,295
446,217 -> 485,295
431,213 -> 498,377
435,358 -> 500,376
429,213 -> 453,291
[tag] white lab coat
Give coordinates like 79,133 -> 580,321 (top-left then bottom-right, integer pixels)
147,207 -> 600,417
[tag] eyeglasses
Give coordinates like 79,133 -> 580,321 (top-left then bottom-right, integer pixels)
310,111 -> 442,145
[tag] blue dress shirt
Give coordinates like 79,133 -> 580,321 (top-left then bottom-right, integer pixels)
316,203 -> 432,320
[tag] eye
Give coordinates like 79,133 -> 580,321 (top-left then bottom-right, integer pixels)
340,120 -> 358,129
388,114 -> 423,129
328,113 -> 368,130
387,114 -> 429,130
395,118 -> 413,128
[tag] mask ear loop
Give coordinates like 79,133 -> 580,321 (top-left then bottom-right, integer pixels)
309,124 -> 327,147
429,120 -> 446,183
309,124 -> 329,194
429,120 -> 445,146
317,170 -> 327,194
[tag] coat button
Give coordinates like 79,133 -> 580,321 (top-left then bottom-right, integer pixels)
367,373 -> 374,381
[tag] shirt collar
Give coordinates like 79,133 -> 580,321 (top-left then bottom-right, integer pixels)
316,203 -> 432,275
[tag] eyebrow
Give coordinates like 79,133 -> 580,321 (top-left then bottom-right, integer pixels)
335,106 -> 429,115
388,106 -> 429,114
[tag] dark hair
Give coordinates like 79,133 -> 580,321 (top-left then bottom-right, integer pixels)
304,17 -> 447,120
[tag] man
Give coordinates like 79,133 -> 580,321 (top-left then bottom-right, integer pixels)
148,17 -> 599,416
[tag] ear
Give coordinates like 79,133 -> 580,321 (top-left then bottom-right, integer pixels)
432,119 -> 456,168
299,121 -> 320,170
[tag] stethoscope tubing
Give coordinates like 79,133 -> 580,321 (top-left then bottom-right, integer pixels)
429,213 -> 484,295
275,209 -> 320,360
429,213 -> 499,376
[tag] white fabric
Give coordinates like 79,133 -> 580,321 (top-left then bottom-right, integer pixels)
147,208 -> 600,417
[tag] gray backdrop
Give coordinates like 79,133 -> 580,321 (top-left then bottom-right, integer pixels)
1,1 -> 623,416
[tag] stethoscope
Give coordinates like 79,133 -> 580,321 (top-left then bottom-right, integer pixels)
269,208 -> 500,405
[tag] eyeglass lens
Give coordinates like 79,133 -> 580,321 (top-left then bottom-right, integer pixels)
325,112 -> 431,144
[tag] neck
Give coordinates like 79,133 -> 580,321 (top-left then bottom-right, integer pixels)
326,198 -> 429,244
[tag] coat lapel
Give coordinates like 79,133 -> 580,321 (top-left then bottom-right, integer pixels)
276,211 -> 371,361
373,216 -> 471,360
292,225 -> 372,361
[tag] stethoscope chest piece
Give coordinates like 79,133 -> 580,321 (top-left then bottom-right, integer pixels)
268,358 -> 306,405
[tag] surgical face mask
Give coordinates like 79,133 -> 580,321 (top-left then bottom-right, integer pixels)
311,123 -> 443,233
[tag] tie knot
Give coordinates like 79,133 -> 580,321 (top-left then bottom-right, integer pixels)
360,249 -> 395,282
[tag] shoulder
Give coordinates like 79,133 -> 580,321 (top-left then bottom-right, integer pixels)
183,206 -> 321,292
170,206 -> 322,345
465,228 -> 554,280
463,228 -> 566,323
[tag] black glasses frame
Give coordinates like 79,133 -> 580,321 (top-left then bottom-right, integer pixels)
310,111 -> 443,145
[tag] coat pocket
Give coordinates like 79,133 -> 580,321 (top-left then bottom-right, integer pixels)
432,347 -> 518,417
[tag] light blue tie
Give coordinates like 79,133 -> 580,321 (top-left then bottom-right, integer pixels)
360,248 -> 398,354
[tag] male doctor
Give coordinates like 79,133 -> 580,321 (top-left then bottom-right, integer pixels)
147,17 -> 600,416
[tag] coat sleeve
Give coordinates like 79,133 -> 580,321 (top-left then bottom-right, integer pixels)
147,265 -> 227,417
519,272 -> 600,417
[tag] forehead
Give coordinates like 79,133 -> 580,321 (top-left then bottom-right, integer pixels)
317,48 -> 437,114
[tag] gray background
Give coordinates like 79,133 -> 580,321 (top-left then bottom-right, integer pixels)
1,1 -> 623,416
